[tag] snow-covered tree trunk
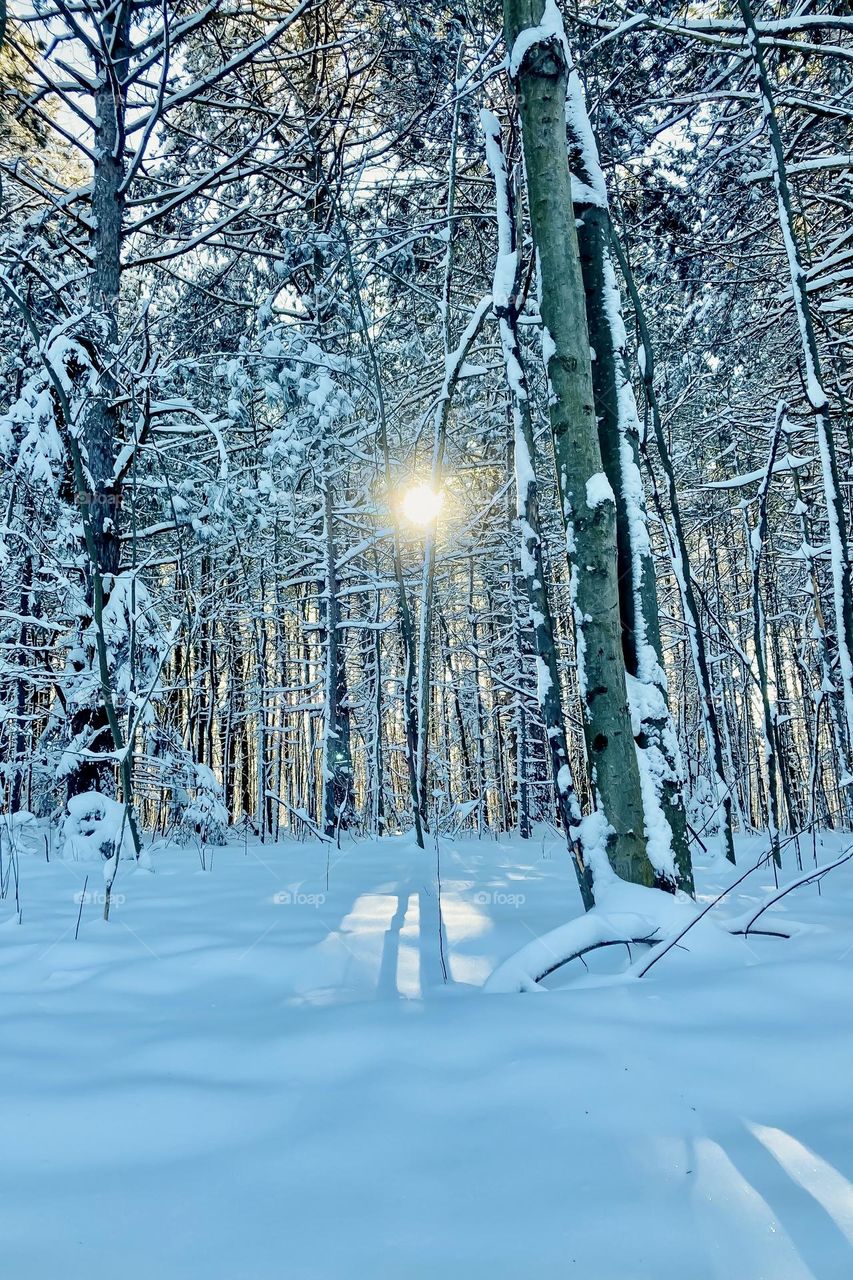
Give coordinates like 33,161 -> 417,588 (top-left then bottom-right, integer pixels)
468,560 -> 488,838
64,0 -> 131,801
9,525 -> 33,813
609,230 -> 737,864
416,41 -> 465,834
481,108 -> 593,906
365,584 -> 385,837
746,403 -> 787,866
503,0 -> 656,889
320,472 -> 353,838
789,466 -> 853,826
566,74 -> 692,893
299,26 -> 355,842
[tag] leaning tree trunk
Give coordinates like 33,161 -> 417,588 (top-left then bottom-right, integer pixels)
503,0 -> 656,889
566,75 -> 692,894
481,107 -> 594,908
610,230 -> 737,864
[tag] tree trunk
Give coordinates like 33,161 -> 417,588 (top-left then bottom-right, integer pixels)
320,473 -> 353,837
504,0 -> 655,888
66,0 -> 131,800
567,87 -> 692,893
610,229 -> 737,864
482,108 -> 593,905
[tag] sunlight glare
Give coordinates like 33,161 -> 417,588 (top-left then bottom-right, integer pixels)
400,483 -> 443,527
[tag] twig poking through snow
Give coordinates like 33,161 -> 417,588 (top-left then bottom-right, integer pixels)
635,827 -> 835,978
736,842 -> 853,937
75,875 -> 88,942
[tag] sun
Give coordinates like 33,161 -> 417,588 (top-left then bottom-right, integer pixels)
400,483 -> 443,527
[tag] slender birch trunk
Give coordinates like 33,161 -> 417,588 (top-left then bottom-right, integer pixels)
416,40 -> 464,831
790,465 -> 853,826
746,403 -> 787,866
320,471 -> 353,837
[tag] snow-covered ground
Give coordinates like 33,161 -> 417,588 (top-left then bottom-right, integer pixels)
2,824 -> 852,1279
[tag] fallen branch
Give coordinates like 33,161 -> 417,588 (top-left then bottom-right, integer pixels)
485,883 -> 696,993
486,826 -> 841,992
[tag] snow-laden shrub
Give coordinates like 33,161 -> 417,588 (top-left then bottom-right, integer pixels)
0,812 -> 39,904
176,765 -> 228,848
0,336 -> 94,492
0,811 -> 38,854
60,792 -> 137,862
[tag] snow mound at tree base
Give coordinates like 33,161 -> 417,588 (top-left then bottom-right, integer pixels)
487,878 -> 754,992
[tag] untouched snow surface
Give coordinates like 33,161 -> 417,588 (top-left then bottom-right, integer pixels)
2,825 -> 853,1278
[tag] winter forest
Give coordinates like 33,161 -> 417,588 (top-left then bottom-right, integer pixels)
1,0 -> 853,1275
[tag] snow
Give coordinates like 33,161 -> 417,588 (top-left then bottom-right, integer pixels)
60,791 -> 137,863
541,324 -> 556,368
2,825 -> 853,1278
0,337 -> 98,488
486,875 -> 700,992
481,110 -> 528,412
704,453 -> 815,489
556,763 -> 573,795
575,804 -> 616,887
535,653 -> 552,701
480,111 -> 516,313
514,423 -> 536,508
565,70 -> 608,208
508,0 -> 571,78
626,674 -> 679,883
585,470 -> 615,509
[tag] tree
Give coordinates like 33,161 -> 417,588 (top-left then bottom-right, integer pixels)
502,0 -> 658,890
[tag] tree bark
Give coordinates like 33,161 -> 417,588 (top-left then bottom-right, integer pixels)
482,108 -> 594,905
610,229 -> 737,864
569,99 -> 692,894
66,0 -> 131,799
503,0 -> 655,888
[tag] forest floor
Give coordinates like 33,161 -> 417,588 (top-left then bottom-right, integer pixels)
1,823 -> 852,1279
